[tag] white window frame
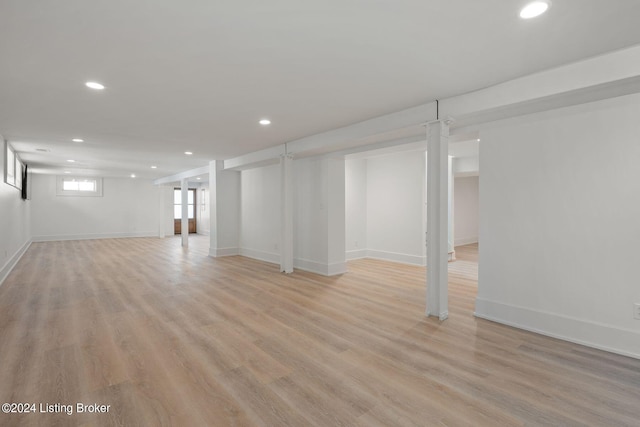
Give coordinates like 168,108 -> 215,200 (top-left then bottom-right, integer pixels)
4,140 -> 23,191
56,176 -> 103,197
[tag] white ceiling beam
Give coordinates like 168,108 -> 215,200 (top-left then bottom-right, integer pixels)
223,103 -> 437,170
335,135 -> 427,159
441,44 -> 640,125
223,145 -> 285,171
153,165 -> 209,186
286,103 -> 437,156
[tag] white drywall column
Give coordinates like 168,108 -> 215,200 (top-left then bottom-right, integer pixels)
158,186 -> 166,238
280,154 -> 294,273
208,160 -> 240,257
181,178 -> 189,247
426,120 -> 449,320
448,155 -> 455,260
327,157 -> 347,275
209,160 -> 219,256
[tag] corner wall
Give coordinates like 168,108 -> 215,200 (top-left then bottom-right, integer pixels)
0,135 -> 31,285
239,164 -> 280,264
238,157 -> 346,276
345,158 -> 367,259
290,156 -> 346,275
477,93 -> 640,359
345,151 -> 426,266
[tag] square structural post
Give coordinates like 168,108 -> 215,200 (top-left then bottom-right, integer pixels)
280,154 -> 294,273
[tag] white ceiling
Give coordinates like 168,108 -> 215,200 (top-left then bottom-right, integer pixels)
2,0 -> 640,178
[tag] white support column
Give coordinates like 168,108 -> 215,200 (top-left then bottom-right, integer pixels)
208,161 -> 218,256
448,155 -> 455,261
280,154 -> 294,273
326,157 -> 347,275
426,119 -> 450,320
181,178 -> 189,248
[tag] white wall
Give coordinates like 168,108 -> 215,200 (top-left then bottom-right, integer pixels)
0,136 -> 31,285
366,151 -> 426,265
325,157 -> 346,274
31,174 -> 161,241
454,176 -> 479,246
211,165 -> 241,255
293,157 -> 346,275
237,157 -> 346,275
160,186 -> 174,236
477,93 -> 640,359
453,156 -> 479,176
239,164 -> 280,263
345,158 -> 367,259
294,158 -> 327,267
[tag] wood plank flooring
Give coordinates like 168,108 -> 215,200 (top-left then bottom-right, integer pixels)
0,237 -> 638,426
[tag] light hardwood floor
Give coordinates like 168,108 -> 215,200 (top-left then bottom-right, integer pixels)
0,237 -> 639,426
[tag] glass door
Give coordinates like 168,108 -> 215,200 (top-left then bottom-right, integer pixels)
174,188 -> 197,234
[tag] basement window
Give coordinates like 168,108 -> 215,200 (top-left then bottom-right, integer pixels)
56,176 -> 103,197
4,140 -> 24,191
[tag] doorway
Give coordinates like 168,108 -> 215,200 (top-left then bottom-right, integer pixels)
174,188 -> 197,234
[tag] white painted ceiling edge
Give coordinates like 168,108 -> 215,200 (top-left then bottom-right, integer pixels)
155,43 -> 640,183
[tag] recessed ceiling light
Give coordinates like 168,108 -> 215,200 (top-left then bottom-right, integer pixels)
130,174 -> 136,178
36,148 -> 50,152
67,159 -> 75,163
184,151 -> 193,155
150,165 -> 157,169
64,171 -> 71,174
259,119 -> 271,125
72,138 -> 84,142
477,139 -> 481,142
196,177 -> 201,180
520,1 -> 550,19
85,81 -> 105,90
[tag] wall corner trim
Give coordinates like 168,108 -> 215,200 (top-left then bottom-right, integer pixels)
238,248 -> 280,265
0,239 -> 32,287
294,258 -> 347,276
346,249 -> 368,261
474,297 -> 640,360
31,232 -> 158,242
209,247 -> 239,257
366,249 -> 426,266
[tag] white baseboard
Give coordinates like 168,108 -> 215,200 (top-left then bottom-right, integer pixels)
209,247 -> 239,257
294,258 -> 347,276
0,239 -> 32,287
32,231 -> 158,242
475,297 -> 640,360
197,230 -> 210,236
239,248 -> 280,265
238,249 -> 348,276
366,249 -> 426,266
455,236 -> 478,246
346,249 -> 367,260
426,310 -> 449,321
